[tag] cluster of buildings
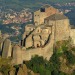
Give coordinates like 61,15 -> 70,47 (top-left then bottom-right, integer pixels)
0,9 -> 32,24
0,5 -> 75,65
56,2 -> 75,7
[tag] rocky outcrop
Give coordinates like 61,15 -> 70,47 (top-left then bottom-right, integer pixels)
9,68 -> 16,75
17,67 -> 24,75
59,54 -> 75,74
17,64 -> 28,75
0,72 -> 3,75
22,64 -> 28,75
2,39 -> 12,58
17,64 -> 39,75
30,71 -> 39,75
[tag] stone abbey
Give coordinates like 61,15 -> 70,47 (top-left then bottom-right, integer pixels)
0,5 -> 75,65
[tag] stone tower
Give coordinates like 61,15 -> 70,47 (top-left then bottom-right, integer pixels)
34,5 -> 59,25
0,38 -> 3,51
2,39 -> 12,58
0,30 -> 2,38
45,14 -> 70,42
12,45 -> 22,65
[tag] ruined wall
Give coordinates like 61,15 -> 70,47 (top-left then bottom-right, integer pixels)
2,39 -> 12,58
12,45 -> 22,65
0,38 -> 3,51
0,31 -> 2,38
34,10 -> 46,25
55,19 -> 70,41
70,29 -> 75,45
12,25 -> 54,65
25,35 -> 33,48
21,32 -> 53,62
42,25 -> 54,60
34,6 -> 58,25
47,19 -> 70,42
0,42 -> 3,51
22,48 -> 43,61
25,27 -> 41,48
25,25 -> 34,32
25,27 -> 51,48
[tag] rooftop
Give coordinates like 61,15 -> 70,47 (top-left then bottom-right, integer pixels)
45,14 -> 68,20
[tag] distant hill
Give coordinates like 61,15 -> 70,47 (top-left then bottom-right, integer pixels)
0,0 -> 75,25
65,9 -> 75,25
0,0 -> 75,10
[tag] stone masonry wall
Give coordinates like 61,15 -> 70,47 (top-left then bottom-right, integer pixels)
34,6 -> 58,25
13,45 -> 22,65
2,39 -> 12,58
70,29 -> 75,45
55,19 -> 70,41
12,25 -> 55,65
48,19 -> 70,42
21,32 -> 53,63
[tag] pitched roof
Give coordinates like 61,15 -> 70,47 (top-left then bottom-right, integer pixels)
45,14 -> 68,21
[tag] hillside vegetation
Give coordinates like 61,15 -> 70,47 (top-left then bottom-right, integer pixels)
0,0 -> 75,10
0,40 -> 75,75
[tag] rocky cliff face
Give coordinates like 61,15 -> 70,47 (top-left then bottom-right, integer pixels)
17,64 -> 28,75
8,64 -> 39,75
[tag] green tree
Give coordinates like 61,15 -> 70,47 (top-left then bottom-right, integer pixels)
64,51 -> 75,64
0,57 -> 12,75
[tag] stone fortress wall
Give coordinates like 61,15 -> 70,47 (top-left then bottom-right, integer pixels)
70,28 -> 75,45
2,39 -> 12,58
13,13 -> 71,64
1,5 -> 75,65
45,14 -> 70,42
13,29 -> 54,64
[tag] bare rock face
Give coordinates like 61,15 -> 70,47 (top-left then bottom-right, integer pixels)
0,72 -> 3,75
17,64 -> 28,75
30,71 -> 39,75
59,55 -> 75,74
30,71 -> 35,75
17,67 -> 24,75
2,39 -> 12,58
9,68 -> 16,75
22,64 -> 28,75
12,45 -> 22,65
8,64 -> 39,75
